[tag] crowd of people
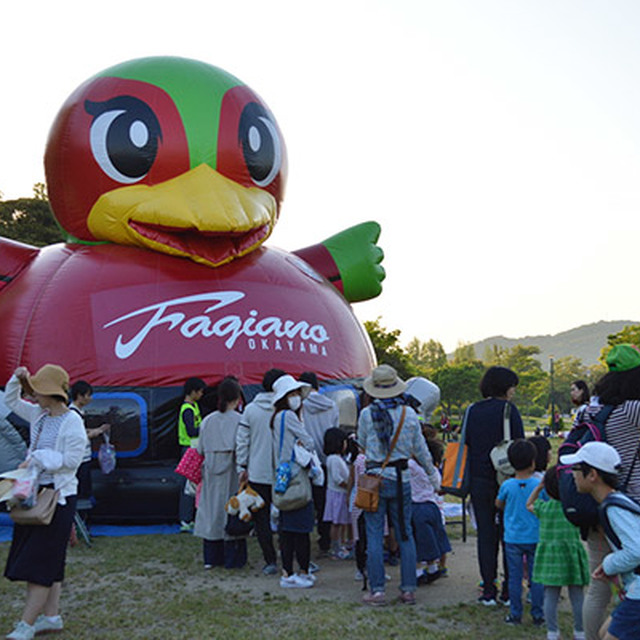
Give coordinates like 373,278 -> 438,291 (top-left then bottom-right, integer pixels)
2,343 -> 640,640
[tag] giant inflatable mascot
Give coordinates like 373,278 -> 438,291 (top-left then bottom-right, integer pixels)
0,57 -> 384,518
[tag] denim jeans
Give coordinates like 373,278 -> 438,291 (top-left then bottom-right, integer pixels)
505,542 -> 544,620
364,478 -> 416,593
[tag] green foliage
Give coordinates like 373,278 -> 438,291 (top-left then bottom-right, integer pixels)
549,356 -> 590,414
406,337 -> 447,374
601,324 -> 640,364
433,362 -> 484,415
364,321 -> 621,422
363,317 -> 415,379
452,342 -> 476,365
483,343 -> 506,366
0,184 -> 65,247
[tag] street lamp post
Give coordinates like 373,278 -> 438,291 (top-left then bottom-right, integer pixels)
549,356 -> 555,434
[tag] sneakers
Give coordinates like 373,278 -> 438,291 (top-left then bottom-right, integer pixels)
179,521 -> 194,533
532,617 -> 545,628
33,615 -> 63,633
279,573 -> 314,588
302,572 -> 317,584
330,547 -> 351,560
362,591 -> 387,607
417,569 -> 441,585
262,563 -> 278,575
308,561 -> 320,573
204,564 -> 213,570
497,594 -> 510,607
6,621 -> 36,640
477,595 -> 497,606
399,591 -> 416,605
354,569 -> 364,581
504,614 -> 522,625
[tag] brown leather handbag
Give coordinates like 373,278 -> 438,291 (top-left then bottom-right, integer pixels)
355,407 -> 406,512
9,487 -> 60,525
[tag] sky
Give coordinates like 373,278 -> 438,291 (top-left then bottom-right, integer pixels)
2,0 -> 639,352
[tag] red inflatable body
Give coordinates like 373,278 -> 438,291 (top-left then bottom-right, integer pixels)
0,242 -> 374,387
0,57 -> 382,520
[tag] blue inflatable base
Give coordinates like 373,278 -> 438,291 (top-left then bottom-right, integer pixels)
0,512 -> 179,543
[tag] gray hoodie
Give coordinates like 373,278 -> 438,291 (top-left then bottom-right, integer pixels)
235,391 -> 276,484
301,391 -> 339,465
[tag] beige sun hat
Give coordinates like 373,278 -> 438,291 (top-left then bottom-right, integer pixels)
27,364 -> 70,401
363,364 -> 407,399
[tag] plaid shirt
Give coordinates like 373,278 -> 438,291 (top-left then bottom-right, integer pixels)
357,404 -> 435,482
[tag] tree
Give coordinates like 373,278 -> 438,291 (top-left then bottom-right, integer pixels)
584,362 -> 607,392
550,356 -> 589,414
483,343 -> 507,366
600,324 -> 640,364
363,317 -> 414,379
433,361 -> 484,416
0,184 -> 65,247
452,342 -> 476,365
406,337 -> 446,374
496,345 -> 547,416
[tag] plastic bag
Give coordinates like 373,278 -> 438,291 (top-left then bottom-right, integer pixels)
98,434 -> 116,474
11,465 -> 39,507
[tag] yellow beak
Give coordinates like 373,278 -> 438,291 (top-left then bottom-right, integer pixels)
87,164 -> 277,267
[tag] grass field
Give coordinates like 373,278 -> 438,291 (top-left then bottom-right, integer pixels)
0,516 -> 580,639
0,431 -> 581,639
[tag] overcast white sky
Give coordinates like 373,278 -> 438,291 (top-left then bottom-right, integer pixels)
2,1 -> 639,351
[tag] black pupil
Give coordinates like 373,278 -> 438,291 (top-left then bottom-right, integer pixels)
239,102 -> 276,183
86,96 -> 162,179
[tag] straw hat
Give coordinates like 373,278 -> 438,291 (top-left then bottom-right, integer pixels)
271,375 -> 311,405
363,364 -> 407,399
27,364 -> 70,401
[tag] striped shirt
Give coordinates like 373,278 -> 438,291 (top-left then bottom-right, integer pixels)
580,400 -> 640,500
32,413 -> 67,485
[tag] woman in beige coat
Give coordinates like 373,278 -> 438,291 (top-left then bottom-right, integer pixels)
194,377 -> 244,569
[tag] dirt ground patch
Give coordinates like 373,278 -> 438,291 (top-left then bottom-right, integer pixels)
183,536 -> 481,607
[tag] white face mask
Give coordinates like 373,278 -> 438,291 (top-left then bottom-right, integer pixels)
288,395 -> 302,412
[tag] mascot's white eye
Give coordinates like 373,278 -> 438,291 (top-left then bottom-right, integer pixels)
238,103 -> 282,188
85,96 -> 162,184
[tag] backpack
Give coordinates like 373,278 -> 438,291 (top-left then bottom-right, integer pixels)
557,405 -> 614,529
598,492 -> 640,575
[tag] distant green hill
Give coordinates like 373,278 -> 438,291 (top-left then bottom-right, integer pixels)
467,320 -> 639,370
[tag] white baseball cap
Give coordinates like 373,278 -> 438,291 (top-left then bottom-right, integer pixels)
560,441 -> 621,474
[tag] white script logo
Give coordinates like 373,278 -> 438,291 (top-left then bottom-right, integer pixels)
103,291 -> 331,360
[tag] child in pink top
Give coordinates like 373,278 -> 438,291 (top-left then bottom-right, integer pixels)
409,437 -> 451,583
323,428 -> 351,559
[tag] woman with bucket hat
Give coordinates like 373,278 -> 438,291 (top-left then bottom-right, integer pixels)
357,364 -> 438,606
270,374 -> 316,588
574,344 -> 640,640
3,364 -> 88,640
